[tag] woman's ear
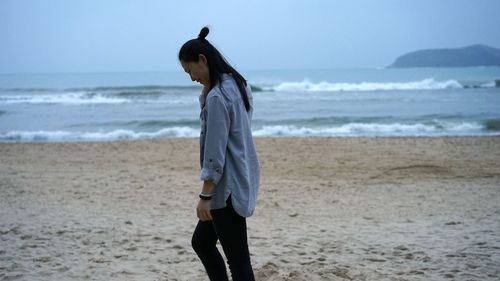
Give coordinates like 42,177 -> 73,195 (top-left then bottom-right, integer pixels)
199,54 -> 208,65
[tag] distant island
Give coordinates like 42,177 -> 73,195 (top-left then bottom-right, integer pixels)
388,44 -> 500,68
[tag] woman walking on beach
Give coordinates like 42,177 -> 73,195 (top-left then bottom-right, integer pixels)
178,27 -> 260,281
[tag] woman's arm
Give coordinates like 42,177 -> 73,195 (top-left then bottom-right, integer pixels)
197,94 -> 230,221
199,95 -> 230,185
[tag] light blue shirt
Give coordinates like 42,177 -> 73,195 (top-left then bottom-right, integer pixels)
199,73 -> 260,217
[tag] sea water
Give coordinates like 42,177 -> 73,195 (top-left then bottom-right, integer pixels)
1,67 -> 499,142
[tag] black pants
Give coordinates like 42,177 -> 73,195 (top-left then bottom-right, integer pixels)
191,195 -> 255,281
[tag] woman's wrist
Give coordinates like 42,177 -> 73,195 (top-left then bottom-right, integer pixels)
202,180 -> 215,193
199,180 -> 214,200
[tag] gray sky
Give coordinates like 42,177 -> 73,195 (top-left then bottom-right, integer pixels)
1,0 -> 500,73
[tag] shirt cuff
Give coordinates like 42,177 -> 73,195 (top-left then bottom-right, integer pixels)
200,165 -> 223,185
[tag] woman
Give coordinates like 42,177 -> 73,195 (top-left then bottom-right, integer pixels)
178,26 -> 260,281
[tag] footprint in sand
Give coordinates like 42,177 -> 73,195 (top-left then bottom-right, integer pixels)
124,246 -> 138,251
255,262 -> 280,280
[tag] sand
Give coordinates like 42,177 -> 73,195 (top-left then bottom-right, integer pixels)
1,136 -> 499,281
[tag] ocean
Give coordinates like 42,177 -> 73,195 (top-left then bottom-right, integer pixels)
1,67 -> 500,142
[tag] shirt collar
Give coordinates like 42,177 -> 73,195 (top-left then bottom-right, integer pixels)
198,73 -> 232,110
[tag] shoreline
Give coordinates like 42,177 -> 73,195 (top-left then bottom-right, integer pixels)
1,136 -> 499,280
0,134 -> 499,144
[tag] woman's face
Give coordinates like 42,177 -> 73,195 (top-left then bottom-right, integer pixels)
181,54 -> 210,87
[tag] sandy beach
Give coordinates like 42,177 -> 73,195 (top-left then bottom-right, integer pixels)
1,136 -> 499,281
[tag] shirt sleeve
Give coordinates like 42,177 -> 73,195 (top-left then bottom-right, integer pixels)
200,95 -> 230,185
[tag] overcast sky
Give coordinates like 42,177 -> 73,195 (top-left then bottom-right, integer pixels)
1,0 -> 500,73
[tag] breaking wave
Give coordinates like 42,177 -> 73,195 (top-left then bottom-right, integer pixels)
268,78 -> 464,92
2,121 -> 499,142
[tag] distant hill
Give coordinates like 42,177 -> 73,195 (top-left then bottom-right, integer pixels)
389,44 -> 500,68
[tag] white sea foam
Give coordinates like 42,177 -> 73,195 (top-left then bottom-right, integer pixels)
271,78 -> 463,92
0,127 -> 200,142
0,93 -> 130,104
0,122 -> 494,142
252,122 -> 486,137
480,81 -> 496,88
446,122 -> 485,132
0,92 -> 199,105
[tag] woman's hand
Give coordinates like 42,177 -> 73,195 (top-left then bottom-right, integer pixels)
197,180 -> 215,221
197,199 -> 213,221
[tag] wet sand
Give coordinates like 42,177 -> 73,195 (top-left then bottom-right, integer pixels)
1,137 -> 500,280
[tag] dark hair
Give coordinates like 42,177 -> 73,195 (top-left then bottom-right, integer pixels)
178,26 -> 250,112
